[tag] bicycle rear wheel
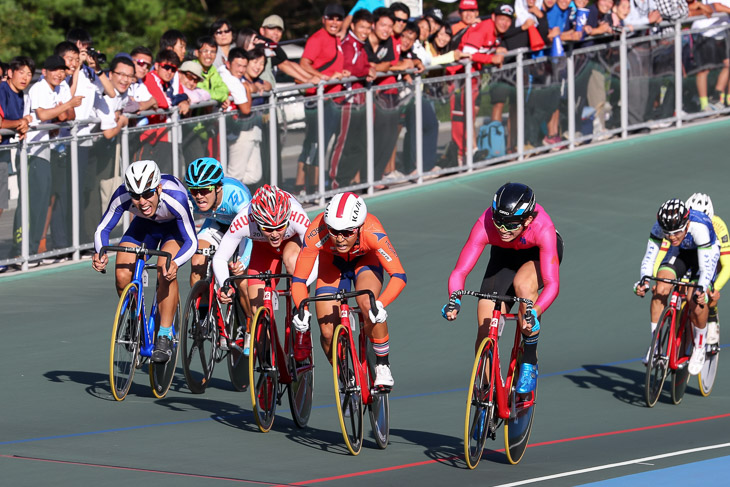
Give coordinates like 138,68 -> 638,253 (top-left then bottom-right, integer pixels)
465,337 -> 495,470
644,308 -> 671,408
366,338 -> 389,449
149,303 -> 181,399
671,311 -> 691,405
504,353 -> 537,465
332,324 -> 364,455
227,302 -> 249,392
287,324 -> 314,429
109,283 -> 142,401
181,280 -> 219,394
699,341 -> 720,397
249,307 -> 278,432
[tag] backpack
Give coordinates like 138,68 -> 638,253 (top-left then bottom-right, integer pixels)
477,120 -> 506,159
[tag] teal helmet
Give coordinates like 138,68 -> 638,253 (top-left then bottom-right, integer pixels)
185,157 -> 223,188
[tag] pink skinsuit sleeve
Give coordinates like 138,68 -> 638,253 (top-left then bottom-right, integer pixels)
533,225 -> 560,313
448,212 -> 490,296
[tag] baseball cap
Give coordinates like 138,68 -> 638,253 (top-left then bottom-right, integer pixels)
323,4 -> 346,18
423,7 -> 444,21
494,3 -> 515,17
262,14 -> 284,30
459,0 -> 479,10
179,61 -> 204,79
43,55 -> 68,71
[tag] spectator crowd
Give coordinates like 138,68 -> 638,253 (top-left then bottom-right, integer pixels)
1,0 -> 730,270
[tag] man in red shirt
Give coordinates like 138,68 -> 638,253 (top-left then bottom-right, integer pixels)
295,3 -> 351,195
330,9 -> 376,189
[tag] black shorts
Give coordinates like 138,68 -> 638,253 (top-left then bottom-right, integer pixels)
479,232 -> 564,302
694,35 -> 727,71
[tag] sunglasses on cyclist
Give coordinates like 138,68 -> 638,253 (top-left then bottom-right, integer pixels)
159,64 -> 178,72
129,188 -> 157,201
189,185 -> 215,196
664,225 -> 688,237
493,218 -> 523,233
328,226 -> 357,238
260,222 -> 288,233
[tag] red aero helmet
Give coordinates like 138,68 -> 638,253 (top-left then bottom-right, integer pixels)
325,192 -> 368,231
250,184 -> 291,228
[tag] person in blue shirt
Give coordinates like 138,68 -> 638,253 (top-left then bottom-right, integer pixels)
184,157 -> 253,287
92,160 -> 198,362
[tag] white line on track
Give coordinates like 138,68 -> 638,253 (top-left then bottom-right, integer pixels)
492,442 -> 730,487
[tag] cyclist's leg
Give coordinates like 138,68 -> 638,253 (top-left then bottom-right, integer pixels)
281,237 -> 303,274
115,218 -> 154,295
353,257 -> 388,367
190,219 -> 220,287
314,254 -> 349,360
114,242 -> 138,296
157,238 -> 182,330
477,246 -> 520,353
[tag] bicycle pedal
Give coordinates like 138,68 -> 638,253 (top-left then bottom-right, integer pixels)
372,385 -> 392,394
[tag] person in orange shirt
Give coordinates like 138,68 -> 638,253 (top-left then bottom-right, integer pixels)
291,192 -> 407,390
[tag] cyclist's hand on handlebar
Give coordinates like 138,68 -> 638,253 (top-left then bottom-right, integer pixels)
92,252 -> 108,272
523,309 -> 540,333
162,260 -> 178,282
218,284 -> 235,304
293,307 -> 311,332
368,300 -> 388,324
634,279 -> 650,297
709,289 -> 720,303
229,260 -> 245,276
694,289 -> 708,306
441,298 -> 461,321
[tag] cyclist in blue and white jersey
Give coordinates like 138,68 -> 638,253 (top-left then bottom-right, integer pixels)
92,160 -> 198,363
634,198 -> 720,375
184,157 -> 253,288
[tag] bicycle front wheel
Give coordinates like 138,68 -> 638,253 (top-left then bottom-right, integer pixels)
149,303 -> 181,399
333,324 -> 364,455
367,338 -> 389,449
504,353 -> 537,465
699,342 -> 720,397
249,307 -> 278,432
226,302 -> 249,392
181,280 -> 218,394
287,324 -> 314,429
465,337 -> 495,470
109,283 -> 142,401
644,308 -> 671,408
671,310 -> 691,405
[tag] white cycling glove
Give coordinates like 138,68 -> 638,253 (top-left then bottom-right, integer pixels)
368,300 -> 388,324
293,308 -> 311,332
634,279 -> 649,295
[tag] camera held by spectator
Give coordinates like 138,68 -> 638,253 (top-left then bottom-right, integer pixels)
87,47 -> 107,66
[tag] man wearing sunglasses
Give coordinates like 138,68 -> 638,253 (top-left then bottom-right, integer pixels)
128,46 -> 158,112
92,160 -> 198,363
443,182 -> 563,394
212,185 -> 312,355
634,198 -> 720,375
291,192 -> 407,390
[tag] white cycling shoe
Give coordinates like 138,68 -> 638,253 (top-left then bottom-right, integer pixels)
688,345 -> 706,376
707,322 -> 720,346
374,364 -> 394,389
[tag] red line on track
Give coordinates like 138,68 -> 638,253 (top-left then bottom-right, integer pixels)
289,412 -> 730,485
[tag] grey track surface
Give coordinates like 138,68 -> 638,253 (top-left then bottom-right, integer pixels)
2,121 -> 730,486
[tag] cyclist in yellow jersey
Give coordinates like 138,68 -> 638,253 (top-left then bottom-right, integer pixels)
654,193 -> 727,346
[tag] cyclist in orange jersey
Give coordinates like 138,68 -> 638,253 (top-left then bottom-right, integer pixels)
291,192 -> 407,389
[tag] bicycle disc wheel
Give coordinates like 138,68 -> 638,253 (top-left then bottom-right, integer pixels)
181,281 -> 218,394
332,324 -> 364,455
287,324 -> 314,429
149,303 -> 181,399
249,307 -> 278,432
366,338 -> 389,449
504,353 -> 537,465
671,313 -> 691,405
464,337 -> 494,470
227,302 -> 249,392
109,283 -> 141,401
644,309 -> 671,408
699,342 -> 720,397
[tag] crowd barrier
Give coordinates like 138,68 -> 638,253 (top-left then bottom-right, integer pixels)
2,14 -> 729,271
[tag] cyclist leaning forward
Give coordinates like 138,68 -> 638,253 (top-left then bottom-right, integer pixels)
92,160 -> 198,362
213,185 -> 315,354
291,192 -> 407,390
634,198 -> 720,375
443,182 -> 563,394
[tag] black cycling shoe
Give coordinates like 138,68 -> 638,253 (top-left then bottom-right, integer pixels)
152,335 -> 173,363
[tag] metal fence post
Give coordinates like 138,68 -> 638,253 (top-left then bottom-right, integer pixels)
70,122 -> 80,261
567,52 -> 576,150
269,93 -> 279,187
517,51 -> 525,161
366,87 -> 374,195
171,110 -> 180,179
317,84 -> 326,206
620,29 -> 628,139
121,125 -> 130,231
19,140 -> 29,270
465,60 -> 474,172
415,76 -> 423,183
218,110 -> 228,173
674,21 -> 683,128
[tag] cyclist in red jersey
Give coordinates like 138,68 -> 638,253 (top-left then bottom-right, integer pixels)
443,182 -> 562,393
291,192 -> 407,389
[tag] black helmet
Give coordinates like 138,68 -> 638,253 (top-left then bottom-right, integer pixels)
657,198 -> 689,233
492,182 -> 536,224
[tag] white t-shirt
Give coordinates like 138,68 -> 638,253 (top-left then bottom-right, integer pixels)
97,89 -> 129,131
26,79 -> 70,160
74,67 -> 108,146
218,64 -> 248,106
128,80 -> 153,103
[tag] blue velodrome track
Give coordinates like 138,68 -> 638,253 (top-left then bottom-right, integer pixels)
2,120 -> 730,486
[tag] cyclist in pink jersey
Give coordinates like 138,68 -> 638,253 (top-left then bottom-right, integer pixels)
443,182 -> 562,393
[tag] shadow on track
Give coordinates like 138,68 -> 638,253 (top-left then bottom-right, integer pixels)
44,369 -> 153,401
563,364 -> 646,406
